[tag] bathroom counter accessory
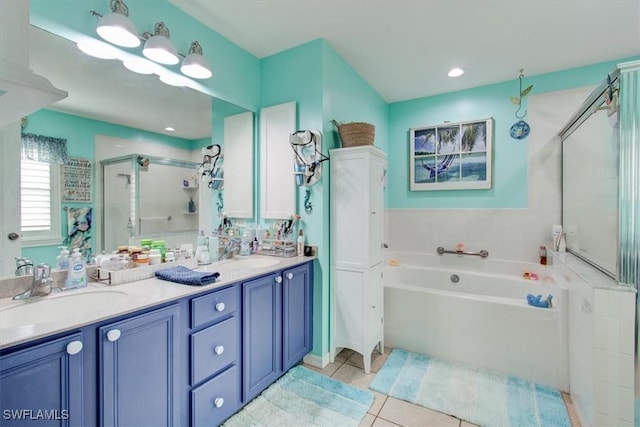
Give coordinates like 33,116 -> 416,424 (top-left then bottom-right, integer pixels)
437,246 -> 489,258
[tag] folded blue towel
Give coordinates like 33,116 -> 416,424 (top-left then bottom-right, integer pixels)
155,266 -> 220,286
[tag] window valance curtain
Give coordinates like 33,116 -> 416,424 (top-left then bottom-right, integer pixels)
21,132 -> 69,164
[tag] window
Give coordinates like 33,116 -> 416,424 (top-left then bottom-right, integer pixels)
20,159 -> 61,246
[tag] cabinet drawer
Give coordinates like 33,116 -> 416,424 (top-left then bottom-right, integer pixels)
191,365 -> 240,427
191,285 -> 238,328
191,316 -> 238,385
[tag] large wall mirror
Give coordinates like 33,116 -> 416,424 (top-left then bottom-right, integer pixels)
22,25 -> 255,258
561,73 -> 620,277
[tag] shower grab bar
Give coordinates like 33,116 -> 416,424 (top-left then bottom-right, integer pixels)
436,246 -> 489,258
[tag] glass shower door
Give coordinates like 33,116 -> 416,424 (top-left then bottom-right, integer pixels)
101,158 -> 135,253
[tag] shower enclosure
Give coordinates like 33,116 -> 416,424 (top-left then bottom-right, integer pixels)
559,59 -> 639,426
100,154 -> 200,253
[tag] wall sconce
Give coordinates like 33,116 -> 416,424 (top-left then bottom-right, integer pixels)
142,22 -> 179,65
95,0 -> 140,48
181,42 -> 213,79
89,0 -> 213,82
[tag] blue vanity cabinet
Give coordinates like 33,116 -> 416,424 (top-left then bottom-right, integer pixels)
0,332 -> 84,426
99,304 -> 180,427
189,285 -> 241,427
242,272 -> 283,402
242,261 -> 314,402
282,262 -> 313,372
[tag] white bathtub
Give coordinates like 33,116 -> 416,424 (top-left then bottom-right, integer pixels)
384,251 -> 569,391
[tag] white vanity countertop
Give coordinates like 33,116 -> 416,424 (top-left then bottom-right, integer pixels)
0,255 -> 314,350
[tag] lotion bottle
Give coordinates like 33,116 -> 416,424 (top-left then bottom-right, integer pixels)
297,229 -> 304,257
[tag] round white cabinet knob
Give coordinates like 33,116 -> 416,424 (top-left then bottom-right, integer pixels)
214,345 -> 224,355
286,273 -> 293,280
106,329 -> 121,342
215,302 -> 225,312
66,340 -> 83,355
214,397 -> 224,408
274,276 -> 282,284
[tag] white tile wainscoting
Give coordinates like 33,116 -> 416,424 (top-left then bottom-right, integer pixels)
556,252 -> 635,427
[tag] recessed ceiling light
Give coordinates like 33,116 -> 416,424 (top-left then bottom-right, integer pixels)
165,126 -> 175,132
448,67 -> 464,78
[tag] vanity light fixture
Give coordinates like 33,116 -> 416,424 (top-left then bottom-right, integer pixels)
158,73 -> 191,87
142,22 -> 179,65
448,67 -> 464,78
180,41 -> 213,79
76,40 -> 117,60
122,57 -> 158,75
89,2 -> 213,82
94,0 -> 140,48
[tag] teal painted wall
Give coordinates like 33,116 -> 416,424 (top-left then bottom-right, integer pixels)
22,108 -> 195,265
388,57 -> 637,209
259,40 -> 325,356
322,43 -> 389,153
30,0 -> 260,111
259,39 -> 388,358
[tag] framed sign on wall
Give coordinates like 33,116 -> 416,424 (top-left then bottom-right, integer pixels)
61,157 -> 92,202
409,118 -> 493,191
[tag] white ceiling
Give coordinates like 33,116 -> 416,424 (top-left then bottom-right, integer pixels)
170,0 -> 640,102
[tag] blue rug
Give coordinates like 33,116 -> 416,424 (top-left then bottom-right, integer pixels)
223,365 -> 374,426
370,349 -> 570,427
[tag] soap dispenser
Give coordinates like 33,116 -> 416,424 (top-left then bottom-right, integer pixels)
56,246 -> 70,270
66,248 -> 87,289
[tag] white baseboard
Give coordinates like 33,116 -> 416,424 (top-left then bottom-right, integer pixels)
303,352 -> 330,369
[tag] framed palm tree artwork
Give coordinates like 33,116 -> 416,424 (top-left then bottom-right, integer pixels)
409,118 -> 493,191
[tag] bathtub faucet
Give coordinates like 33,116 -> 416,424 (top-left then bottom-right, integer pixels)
437,246 -> 489,258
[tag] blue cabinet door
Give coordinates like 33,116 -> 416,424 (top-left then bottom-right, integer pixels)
0,332 -> 84,427
282,262 -> 313,371
242,273 -> 282,402
99,304 -> 180,427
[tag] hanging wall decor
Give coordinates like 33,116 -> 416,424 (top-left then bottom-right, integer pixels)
509,69 -> 533,140
65,207 -> 92,261
61,157 -> 92,202
409,118 -> 493,191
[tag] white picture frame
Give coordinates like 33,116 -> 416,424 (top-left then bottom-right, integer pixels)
409,118 -> 493,191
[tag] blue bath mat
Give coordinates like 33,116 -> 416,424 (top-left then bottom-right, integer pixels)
370,348 -> 570,427
223,365 -> 374,426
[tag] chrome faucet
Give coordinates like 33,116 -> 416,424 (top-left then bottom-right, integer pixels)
15,257 -> 34,276
13,263 -> 55,300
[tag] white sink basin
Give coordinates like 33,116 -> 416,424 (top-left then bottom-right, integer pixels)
0,290 -> 128,329
222,257 -> 280,270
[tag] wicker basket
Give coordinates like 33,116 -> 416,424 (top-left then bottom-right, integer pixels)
332,120 -> 375,147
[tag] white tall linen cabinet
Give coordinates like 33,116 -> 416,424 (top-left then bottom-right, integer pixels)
330,146 -> 387,373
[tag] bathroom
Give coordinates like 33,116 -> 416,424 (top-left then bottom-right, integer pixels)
1,1 -> 639,426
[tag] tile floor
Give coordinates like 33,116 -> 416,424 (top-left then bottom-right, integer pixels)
304,348 -> 582,427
